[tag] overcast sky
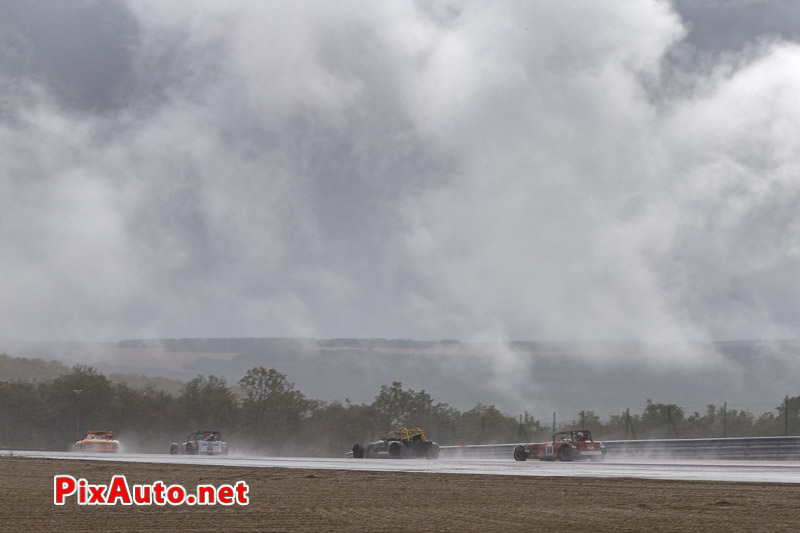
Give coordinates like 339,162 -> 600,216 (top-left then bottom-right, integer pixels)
2,0 -> 800,345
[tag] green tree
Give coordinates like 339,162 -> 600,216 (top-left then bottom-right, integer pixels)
640,400 -> 684,439
238,367 -> 316,452
40,365 -> 119,448
602,411 -> 640,440
457,404 -> 518,445
176,375 -> 238,434
113,384 -> 178,452
753,411 -> 782,437
573,410 -> 601,431
0,381 -> 47,449
685,405 -> 719,438
372,381 -> 451,430
301,400 -> 380,456
725,408 -> 757,437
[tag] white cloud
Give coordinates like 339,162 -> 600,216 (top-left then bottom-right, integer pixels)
1,0 -> 799,350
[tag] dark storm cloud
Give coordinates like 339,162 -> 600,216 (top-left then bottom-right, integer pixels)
674,0 -> 800,52
0,0 -> 138,112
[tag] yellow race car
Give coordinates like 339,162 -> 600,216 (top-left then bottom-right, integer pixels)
352,427 -> 439,459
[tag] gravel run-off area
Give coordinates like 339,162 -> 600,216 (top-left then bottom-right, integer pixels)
2,456 -> 799,532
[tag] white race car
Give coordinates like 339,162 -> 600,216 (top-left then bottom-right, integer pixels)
170,430 -> 229,455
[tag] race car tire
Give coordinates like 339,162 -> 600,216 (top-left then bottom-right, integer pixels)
558,444 -> 576,462
388,441 -> 403,459
170,443 -> 179,455
187,444 -> 197,455
513,445 -> 528,461
352,444 -> 365,459
426,444 -> 440,460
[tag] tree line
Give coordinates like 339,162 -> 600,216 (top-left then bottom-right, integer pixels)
1,364 -> 798,455
570,398 -> 800,441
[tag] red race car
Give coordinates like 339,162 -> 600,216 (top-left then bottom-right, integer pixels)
514,430 -> 606,462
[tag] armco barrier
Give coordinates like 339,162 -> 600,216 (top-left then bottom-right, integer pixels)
604,436 -> 800,460
439,443 -> 518,459
439,436 -> 800,460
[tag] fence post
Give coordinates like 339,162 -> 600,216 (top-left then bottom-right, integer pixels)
786,396 -> 790,436
666,406 -> 678,439
723,402 -> 727,438
625,408 -> 628,440
666,406 -> 670,438
517,414 -> 527,442
73,389 -> 83,442
625,408 -> 630,440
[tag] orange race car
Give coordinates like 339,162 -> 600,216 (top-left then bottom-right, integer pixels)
74,430 -> 120,452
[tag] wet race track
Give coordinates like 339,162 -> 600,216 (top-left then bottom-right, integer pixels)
11,450 -> 800,484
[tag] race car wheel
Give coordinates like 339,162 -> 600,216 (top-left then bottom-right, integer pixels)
352,444 -> 365,459
170,443 -> 179,455
426,444 -> 440,460
388,441 -> 403,459
187,444 -> 197,455
558,444 -> 576,462
513,445 -> 528,462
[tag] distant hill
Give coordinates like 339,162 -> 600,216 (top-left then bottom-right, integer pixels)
4,338 -> 800,418
108,337 -> 800,418
106,373 -> 185,397
0,353 -> 71,381
0,352 -> 184,396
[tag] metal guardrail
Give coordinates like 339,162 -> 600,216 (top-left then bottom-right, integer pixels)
604,436 -> 800,459
439,436 -> 800,460
439,443 -> 519,459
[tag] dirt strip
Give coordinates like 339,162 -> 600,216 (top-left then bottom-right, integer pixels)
1,456 -> 799,532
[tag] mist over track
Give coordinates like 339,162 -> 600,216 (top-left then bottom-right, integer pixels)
10,450 -> 800,484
